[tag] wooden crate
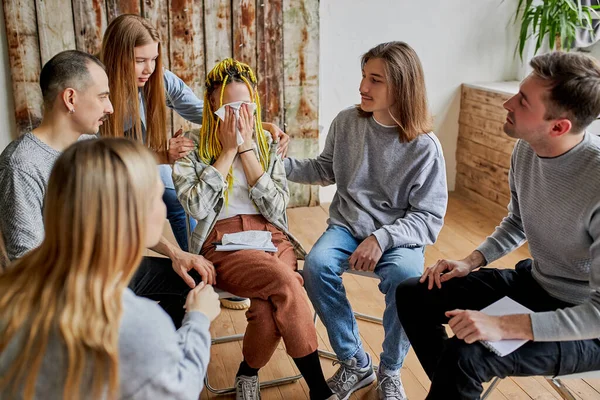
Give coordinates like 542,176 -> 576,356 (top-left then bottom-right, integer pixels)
455,85 -> 517,211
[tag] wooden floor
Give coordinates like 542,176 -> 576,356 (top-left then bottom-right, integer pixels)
197,192 -> 600,400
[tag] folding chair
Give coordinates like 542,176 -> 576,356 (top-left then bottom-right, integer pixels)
185,215 -> 302,395
482,371 -> 600,400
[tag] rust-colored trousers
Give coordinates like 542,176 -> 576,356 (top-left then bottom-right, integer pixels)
201,214 -> 318,368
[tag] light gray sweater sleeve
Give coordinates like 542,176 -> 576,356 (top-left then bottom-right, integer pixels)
0,167 -> 45,260
284,117 -> 336,186
129,312 -> 212,399
120,293 -> 212,400
164,70 -> 204,125
530,202 -> 600,341
476,151 -> 527,264
371,155 -> 448,251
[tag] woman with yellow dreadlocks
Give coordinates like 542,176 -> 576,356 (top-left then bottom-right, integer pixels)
173,59 -> 337,400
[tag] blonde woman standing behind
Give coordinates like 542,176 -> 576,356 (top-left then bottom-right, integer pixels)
0,138 -> 220,400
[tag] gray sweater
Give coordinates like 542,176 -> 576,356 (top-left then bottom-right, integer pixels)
285,107 -> 448,251
0,133 -> 94,260
477,133 -> 600,341
0,289 -> 211,399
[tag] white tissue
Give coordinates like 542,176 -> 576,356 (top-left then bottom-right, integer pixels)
214,101 -> 257,146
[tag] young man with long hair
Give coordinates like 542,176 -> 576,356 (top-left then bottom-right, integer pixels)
285,41 -> 448,400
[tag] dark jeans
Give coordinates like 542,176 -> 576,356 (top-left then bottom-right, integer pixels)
396,259 -> 600,400
128,256 -> 201,328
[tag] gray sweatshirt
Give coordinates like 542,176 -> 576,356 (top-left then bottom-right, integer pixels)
0,289 -> 211,399
0,132 -> 95,260
284,107 -> 448,251
477,133 -> 600,341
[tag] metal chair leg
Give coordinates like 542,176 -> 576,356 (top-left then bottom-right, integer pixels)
203,328 -> 303,395
547,378 -> 578,400
481,377 -> 502,399
203,282 -> 304,395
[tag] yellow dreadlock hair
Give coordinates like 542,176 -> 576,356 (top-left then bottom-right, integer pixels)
199,58 -> 270,202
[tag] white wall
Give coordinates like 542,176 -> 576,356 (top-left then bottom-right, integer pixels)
319,0 -> 520,202
0,4 -> 17,150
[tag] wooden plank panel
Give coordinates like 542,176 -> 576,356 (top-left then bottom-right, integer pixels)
461,99 -> 508,125
456,172 -> 511,208
459,110 -> 507,139
142,0 -> 170,68
142,0 -> 172,136
456,151 -> 509,187
456,163 -> 510,197
256,0 -> 284,126
462,85 -> 511,110
36,0 -> 77,64
232,0 -> 257,72
106,0 -> 141,22
72,0 -> 108,55
457,137 -> 512,169
287,138 -> 320,207
454,186 -> 507,214
170,0 -> 204,134
283,0 -> 318,138
204,0 -> 232,68
4,0 -> 43,135
458,123 -> 516,155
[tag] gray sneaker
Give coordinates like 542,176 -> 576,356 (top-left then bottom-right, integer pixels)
376,369 -> 407,400
235,375 -> 261,400
327,353 -> 376,400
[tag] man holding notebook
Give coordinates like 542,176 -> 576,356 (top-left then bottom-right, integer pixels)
396,51 -> 600,399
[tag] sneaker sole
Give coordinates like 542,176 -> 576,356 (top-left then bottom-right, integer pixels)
339,371 -> 376,400
220,298 -> 251,310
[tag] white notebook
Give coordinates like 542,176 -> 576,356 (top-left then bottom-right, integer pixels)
479,296 -> 534,357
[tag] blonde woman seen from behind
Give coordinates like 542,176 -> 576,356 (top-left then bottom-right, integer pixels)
0,138 -> 220,400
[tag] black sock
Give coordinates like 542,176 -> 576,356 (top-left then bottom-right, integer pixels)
293,351 -> 333,400
236,360 -> 260,377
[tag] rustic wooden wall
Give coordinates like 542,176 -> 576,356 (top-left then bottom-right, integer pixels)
2,0 -> 319,207
455,85 -> 516,210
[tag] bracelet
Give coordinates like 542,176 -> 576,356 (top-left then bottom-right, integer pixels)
238,148 -> 254,155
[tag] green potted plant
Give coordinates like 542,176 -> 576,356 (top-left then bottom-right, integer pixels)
514,0 -> 600,60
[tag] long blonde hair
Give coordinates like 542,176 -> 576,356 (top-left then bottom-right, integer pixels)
200,58 -> 270,199
358,41 -> 432,142
0,138 -> 158,400
99,14 -> 168,153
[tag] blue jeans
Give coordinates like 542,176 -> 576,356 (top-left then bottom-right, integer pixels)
303,225 -> 424,372
163,187 -> 196,252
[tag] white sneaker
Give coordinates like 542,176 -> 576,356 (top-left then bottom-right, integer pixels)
235,375 -> 260,400
376,368 -> 407,400
327,353 -> 376,400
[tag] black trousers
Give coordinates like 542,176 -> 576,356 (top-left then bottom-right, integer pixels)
128,256 -> 201,328
396,259 -> 600,400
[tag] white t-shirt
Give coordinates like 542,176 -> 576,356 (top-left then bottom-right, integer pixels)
217,153 -> 260,221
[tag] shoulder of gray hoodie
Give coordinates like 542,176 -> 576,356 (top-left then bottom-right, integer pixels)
285,107 -> 448,250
